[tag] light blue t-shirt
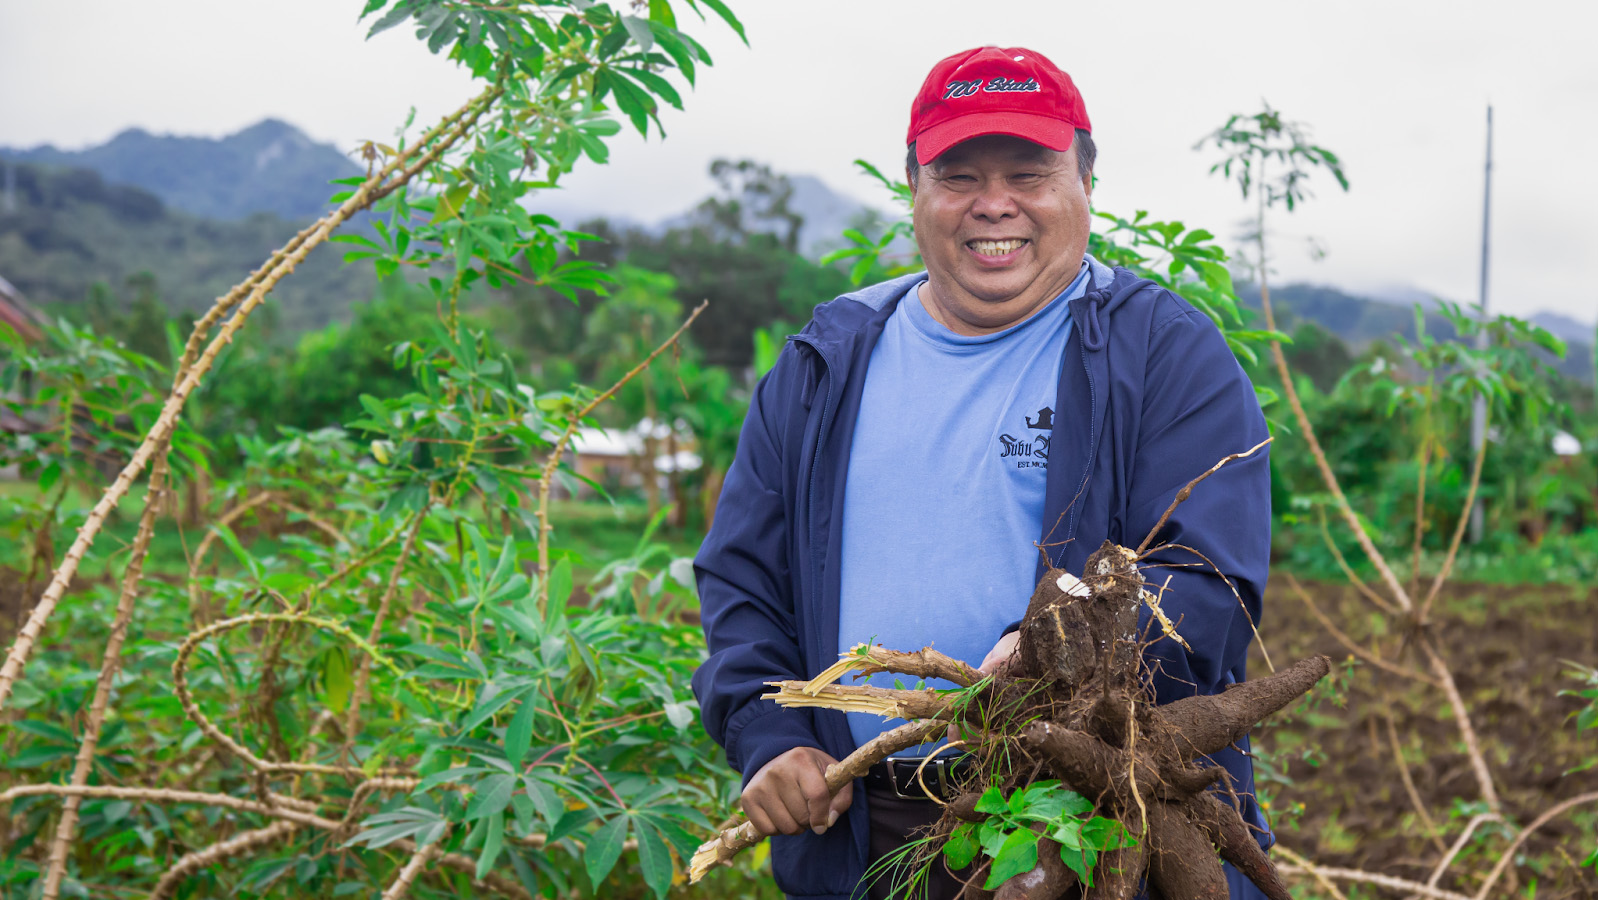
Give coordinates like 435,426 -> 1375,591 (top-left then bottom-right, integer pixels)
838,262 -> 1088,752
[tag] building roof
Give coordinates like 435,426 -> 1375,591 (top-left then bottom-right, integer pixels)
0,274 -> 43,343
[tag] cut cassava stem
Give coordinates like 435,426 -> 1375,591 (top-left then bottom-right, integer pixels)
687,718 -> 946,882
807,643 -> 983,694
765,681 -> 958,721
0,81 -> 501,714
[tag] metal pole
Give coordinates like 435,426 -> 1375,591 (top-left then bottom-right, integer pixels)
1468,105 -> 1492,544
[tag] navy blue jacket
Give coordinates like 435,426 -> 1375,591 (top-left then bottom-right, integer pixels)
692,259 -> 1272,898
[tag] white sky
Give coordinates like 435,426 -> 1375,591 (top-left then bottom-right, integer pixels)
2,0 -> 1595,324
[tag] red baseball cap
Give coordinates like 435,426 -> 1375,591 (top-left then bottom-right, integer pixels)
907,47 -> 1091,166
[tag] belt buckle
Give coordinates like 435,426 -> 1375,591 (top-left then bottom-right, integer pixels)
884,754 -> 948,800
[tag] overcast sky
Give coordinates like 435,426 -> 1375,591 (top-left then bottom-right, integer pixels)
2,0 -> 1594,324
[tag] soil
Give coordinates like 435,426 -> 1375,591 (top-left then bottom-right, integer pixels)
1252,579 -> 1598,898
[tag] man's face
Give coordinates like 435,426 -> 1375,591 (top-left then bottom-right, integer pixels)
909,134 -> 1092,335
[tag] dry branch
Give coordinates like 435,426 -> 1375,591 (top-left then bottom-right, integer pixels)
381,839 -> 444,900
1135,437 -> 1271,555
1275,856 -> 1472,900
0,784 -> 531,900
1471,790 -> 1598,900
1255,271 -> 1412,613
1382,710 -> 1447,855
1284,574 -> 1436,686
146,820 -> 300,900
1418,426 -> 1489,623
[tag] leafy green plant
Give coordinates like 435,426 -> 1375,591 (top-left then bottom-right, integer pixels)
942,782 -> 1134,888
0,3 -> 762,899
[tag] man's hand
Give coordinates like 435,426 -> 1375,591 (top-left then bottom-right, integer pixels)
978,630 -> 1020,675
741,747 -> 852,837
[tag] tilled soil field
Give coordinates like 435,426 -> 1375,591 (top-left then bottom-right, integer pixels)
1252,579 -> 1598,898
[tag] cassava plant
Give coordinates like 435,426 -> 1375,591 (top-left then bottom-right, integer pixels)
1198,104 -> 1596,899
0,2 -> 760,898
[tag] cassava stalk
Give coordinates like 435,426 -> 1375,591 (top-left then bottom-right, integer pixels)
40,451 -> 172,900
688,718 -> 946,881
535,300 -> 708,609
187,491 -> 281,621
1418,420 -> 1490,622
344,505 -> 431,746
0,783 -> 531,900
381,839 -> 444,900
0,81 -> 501,713
1252,179 -> 1414,614
172,612 -> 416,777
146,820 -> 300,900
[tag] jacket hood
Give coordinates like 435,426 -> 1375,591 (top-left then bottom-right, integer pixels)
808,257 -> 1158,354
1070,255 -> 1159,352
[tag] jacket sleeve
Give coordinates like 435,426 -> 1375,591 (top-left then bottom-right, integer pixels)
691,346 -> 822,785
1128,305 -> 1271,704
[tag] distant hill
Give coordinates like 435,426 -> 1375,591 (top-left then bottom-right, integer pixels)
0,162 -> 372,333
1,119 -> 362,222
1242,282 -> 1594,384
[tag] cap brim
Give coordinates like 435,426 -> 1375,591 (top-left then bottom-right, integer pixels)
914,112 -> 1076,165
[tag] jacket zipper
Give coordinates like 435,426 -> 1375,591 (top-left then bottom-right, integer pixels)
1066,318 -> 1098,548
788,334 -> 836,669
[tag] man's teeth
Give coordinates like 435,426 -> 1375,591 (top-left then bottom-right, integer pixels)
971,239 -> 1026,256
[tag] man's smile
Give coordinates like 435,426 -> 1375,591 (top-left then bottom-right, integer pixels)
966,238 -> 1030,262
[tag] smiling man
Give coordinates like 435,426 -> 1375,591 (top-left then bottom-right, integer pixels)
693,47 -> 1272,900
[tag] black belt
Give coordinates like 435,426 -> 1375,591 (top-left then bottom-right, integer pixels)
864,754 -> 975,801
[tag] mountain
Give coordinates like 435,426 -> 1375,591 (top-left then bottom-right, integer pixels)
0,161 -> 372,333
1242,282 -> 1594,383
1,119 -> 362,222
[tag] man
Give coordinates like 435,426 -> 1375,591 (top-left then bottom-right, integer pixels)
692,46 -> 1271,900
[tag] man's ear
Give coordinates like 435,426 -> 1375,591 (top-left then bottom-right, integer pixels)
907,167 -> 918,201
1081,170 -> 1093,202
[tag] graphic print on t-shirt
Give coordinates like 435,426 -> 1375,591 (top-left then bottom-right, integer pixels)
998,405 -> 1053,469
